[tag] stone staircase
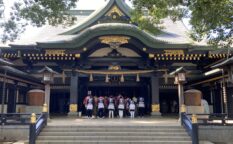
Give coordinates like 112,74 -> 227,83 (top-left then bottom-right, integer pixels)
36,125 -> 192,144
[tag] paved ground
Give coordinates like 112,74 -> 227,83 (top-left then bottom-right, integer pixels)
48,116 -> 180,126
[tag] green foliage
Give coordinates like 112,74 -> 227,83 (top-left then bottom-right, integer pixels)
131,0 -> 185,35
131,0 -> 233,47
0,0 -> 77,43
188,0 -> 233,47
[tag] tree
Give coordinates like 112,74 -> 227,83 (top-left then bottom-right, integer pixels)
0,0 -> 77,43
131,0 -> 233,48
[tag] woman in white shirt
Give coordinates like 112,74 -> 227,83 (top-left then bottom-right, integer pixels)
86,97 -> 93,118
138,97 -> 145,117
108,97 -> 115,118
98,96 -> 105,118
129,100 -> 136,118
118,97 -> 125,118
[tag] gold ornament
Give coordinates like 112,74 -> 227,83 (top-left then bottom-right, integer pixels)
152,104 -> 160,112
192,114 -> 198,123
30,113 -> 36,123
69,104 -> 78,112
99,36 -> 130,45
106,5 -> 124,17
42,103 -> 48,113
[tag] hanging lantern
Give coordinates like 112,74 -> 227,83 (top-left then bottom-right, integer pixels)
136,74 -> 140,82
120,74 -> 124,82
105,74 -> 109,83
89,73 -> 93,82
62,71 -> 66,84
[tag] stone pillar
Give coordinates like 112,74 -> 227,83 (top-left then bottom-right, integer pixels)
68,72 -> 78,116
151,75 -> 161,116
45,84 -> 51,115
178,82 -> 184,119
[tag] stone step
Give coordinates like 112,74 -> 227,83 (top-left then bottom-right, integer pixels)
35,140 -> 192,144
40,131 -> 188,136
45,126 -> 183,129
43,128 -> 185,132
38,124 -> 191,144
37,136 -> 191,141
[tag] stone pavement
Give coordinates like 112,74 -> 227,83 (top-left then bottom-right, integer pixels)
48,116 -> 180,126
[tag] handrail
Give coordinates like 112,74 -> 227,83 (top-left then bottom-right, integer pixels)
181,113 -> 192,136
29,112 -> 48,144
0,113 -> 40,125
185,113 -> 233,125
0,112 -> 47,144
181,112 -> 199,144
181,112 -> 233,144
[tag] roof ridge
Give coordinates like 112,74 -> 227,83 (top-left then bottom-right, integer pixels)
61,0 -> 132,35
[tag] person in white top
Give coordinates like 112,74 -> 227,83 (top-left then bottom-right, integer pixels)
129,100 -> 136,118
118,97 -> 125,118
98,96 -> 105,118
86,97 -> 93,118
108,96 -> 115,118
201,99 -> 210,114
138,97 -> 145,117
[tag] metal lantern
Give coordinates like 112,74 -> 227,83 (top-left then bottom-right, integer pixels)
43,72 -> 53,83
136,73 -> 140,82
89,73 -> 94,82
178,72 -> 186,82
38,66 -> 58,84
105,74 -> 110,83
120,74 -> 124,82
170,67 -> 187,84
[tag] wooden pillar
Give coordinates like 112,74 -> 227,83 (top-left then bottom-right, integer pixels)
7,83 -> 17,113
151,74 -> 161,116
68,72 -> 78,116
226,83 -> 233,118
222,79 -> 228,114
1,70 -> 7,114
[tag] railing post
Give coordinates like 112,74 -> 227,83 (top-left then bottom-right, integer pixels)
42,103 -> 48,126
192,114 -> 199,144
181,112 -> 184,125
29,113 -> 36,144
180,105 -> 186,125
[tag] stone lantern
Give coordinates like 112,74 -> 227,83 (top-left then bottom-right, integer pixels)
38,66 -> 58,116
170,67 -> 187,120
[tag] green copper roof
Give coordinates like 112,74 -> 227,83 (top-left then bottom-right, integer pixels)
62,0 -> 131,35
37,23 -> 207,49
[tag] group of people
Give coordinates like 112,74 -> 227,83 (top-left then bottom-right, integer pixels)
83,94 -> 145,119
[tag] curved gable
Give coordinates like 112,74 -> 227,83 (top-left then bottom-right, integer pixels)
62,0 -> 131,35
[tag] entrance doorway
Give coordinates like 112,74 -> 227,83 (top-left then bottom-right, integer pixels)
50,90 -> 70,115
159,89 -> 179,115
